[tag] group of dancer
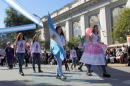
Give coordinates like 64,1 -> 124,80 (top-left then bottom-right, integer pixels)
50,25 -> 111,80
5,24 -> 111,80
15,33 -> 43,76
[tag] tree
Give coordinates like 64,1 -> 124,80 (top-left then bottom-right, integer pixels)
113,8 -> 130,43
66,37 -> 80,49
4,7 -> 36,38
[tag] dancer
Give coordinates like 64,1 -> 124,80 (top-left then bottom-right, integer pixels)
5,42 -> 14,69
80,25 -> 111,77
15,33 -> 26,76
70,46 -> 77,70
31,34 -> 43,73
50,26 -> 66,80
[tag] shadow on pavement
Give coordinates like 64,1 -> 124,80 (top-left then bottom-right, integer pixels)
66,67 -> 130,86
0,80 -> 72,86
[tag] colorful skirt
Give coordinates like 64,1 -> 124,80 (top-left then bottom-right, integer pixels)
80,42 -> 106,65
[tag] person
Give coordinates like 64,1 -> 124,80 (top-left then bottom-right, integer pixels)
50,26 -> 66,80
70,46 -> 77,70
80,25 -> 111,77
128,46 -> 130,66
116,49 -> 124,63
25,41 -> 31,67
31,35 -> 43,73
5,42 -> 14,69
15,33 -> 26,76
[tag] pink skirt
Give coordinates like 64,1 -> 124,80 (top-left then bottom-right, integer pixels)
80,42 -> 106,65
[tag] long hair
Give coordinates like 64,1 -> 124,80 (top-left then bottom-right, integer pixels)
56,26 -> 65,37
16,33 -> 25,41
32,34 -> 38,43
92,25 -> 99,34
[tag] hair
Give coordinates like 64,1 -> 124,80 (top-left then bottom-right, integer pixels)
56,26 -> 65,37
16,33 -> 25,41
32,34 -> 38,43
92,25 -> 99,34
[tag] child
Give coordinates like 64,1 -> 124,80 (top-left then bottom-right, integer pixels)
50,26 -> 66,80
80,25 -> 111,77
15,33 -> 26,76
70,47 -> 77,70
31,35 -> 43,73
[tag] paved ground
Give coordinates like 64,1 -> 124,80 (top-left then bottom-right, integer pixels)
0,65 -> 130,86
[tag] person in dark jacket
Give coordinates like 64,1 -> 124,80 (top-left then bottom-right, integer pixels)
5,42 -> 14,69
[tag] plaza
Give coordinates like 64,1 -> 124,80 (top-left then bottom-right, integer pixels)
0,0 -> 130,86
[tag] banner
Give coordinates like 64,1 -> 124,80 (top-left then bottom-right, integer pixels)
127,35 -> 130,46
0,24 -> 36,33
4,0 -> 43,27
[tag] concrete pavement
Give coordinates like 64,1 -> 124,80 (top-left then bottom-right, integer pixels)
0,65 -> 130,86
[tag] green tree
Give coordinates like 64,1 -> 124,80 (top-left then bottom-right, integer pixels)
4,7 -> 36,38
113,8 -> 130,43
67,37 -> 80,49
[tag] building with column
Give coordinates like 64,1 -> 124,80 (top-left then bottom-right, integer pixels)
41,0 -> 128,45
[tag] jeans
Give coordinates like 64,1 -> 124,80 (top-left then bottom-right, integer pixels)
32,53 -> 41,71
16,53 -> 25,72
54,52 -> 63,76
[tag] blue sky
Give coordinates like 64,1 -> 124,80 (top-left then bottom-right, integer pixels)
0,0 -> 74,28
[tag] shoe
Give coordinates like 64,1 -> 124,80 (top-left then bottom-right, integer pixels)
56,75 -> 61,79
103,73 -> 111,78
38,70 -> 43,73
60,75 -> 67,80
19,72 -> 24,76
87,72 -> 92,76
78,68 -> 83,72
56,75 -> 67,80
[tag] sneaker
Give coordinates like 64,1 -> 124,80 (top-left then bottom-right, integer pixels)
56,75 -> 61,79
60,75 -> 67,80
103,73 -> 111,78
38,70 -> 43,73
78,68 -> 83,72
87,72 -> 92,76
20,72 -> 24,76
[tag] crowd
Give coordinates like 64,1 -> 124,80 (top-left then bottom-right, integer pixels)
106,45 -> 130,64
0,25 -> 130,80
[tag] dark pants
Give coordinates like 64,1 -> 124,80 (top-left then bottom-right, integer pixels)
7,55 -> 14,69
32,53 -> 41,72
16,53 -> 25,73
86,64 -> 106,73
78,63 -> 83,70
25,54 -> 30,67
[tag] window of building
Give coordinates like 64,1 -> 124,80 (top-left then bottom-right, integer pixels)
89,14 -> 99,28
72,21 -> 81,37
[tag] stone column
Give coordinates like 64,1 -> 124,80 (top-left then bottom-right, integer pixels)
80,14 -> 86,36
65,20 -> 71,41
99,7 -> 111,45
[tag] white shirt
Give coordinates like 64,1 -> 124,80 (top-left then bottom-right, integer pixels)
70,49 -> 77,59
16,40 -> 26,53
31,41 -> 41,53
